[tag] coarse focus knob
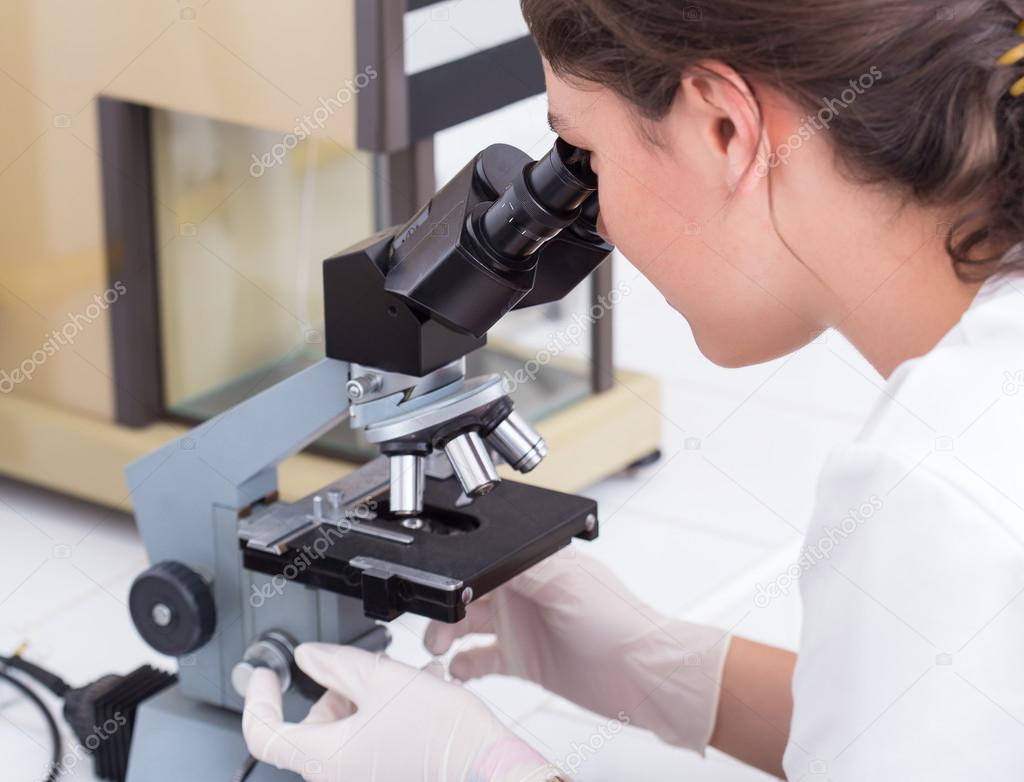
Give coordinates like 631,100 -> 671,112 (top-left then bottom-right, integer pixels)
231,632 -> 296,697
129,561 -> 216,656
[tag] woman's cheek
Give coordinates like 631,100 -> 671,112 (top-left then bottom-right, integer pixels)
592,175 -> 634,248
597,178 -> 669,268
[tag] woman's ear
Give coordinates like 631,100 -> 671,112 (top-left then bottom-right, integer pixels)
679,61 -> 767,195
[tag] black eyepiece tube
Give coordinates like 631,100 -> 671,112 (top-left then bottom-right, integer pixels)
527,139 -> 597,212
478,138 -> 597,262
578,191 -> 600,230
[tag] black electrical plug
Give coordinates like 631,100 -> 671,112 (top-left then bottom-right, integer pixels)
61,666 -> 176,781
2,652 -> 175,782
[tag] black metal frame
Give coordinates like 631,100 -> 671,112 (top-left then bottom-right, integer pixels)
355,0 -> 546,153
98,97 -> 165,426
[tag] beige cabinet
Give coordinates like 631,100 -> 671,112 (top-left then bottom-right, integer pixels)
0,0 -> 661,506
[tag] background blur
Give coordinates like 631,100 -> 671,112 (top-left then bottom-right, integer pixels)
0,1 -> 883,779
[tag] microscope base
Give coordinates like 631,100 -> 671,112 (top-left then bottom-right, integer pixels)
126,685 -> 297,782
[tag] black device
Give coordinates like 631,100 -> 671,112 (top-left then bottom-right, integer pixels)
236,138 -> 613,623
323,138 -> 612,376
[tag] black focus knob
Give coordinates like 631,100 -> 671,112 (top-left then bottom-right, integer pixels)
129,561 -> 216,656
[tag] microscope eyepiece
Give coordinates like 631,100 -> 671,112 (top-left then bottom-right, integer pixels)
477,139 -> 598,263
527,138 -> 597,212
375,138 -> 612,341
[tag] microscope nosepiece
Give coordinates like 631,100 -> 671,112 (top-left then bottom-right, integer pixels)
485,410 -> 548,473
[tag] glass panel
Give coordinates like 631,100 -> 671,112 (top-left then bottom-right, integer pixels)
152,108 -> 377,459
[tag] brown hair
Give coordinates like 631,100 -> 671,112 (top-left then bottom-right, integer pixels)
522,0 -> 1024,280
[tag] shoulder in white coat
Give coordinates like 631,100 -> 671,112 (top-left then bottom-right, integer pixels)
784,275 -> 1024,781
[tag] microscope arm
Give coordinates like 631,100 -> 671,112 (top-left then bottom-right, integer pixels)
125,358 -> 379,710
127,358 -> 352,501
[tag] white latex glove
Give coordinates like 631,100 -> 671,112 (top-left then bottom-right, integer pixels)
425,550 -> 731,754
243,643 -> 561,782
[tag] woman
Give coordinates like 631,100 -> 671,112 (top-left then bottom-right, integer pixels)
243,1 -> 1024,779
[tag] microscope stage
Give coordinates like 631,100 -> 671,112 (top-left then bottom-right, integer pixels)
241,474 -> 598,623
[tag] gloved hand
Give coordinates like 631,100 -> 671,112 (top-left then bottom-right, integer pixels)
243,643 -> 561,782
425,550 -> 731,754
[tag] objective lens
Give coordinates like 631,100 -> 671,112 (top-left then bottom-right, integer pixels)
484,410 -> 548,473
478,138 -> 598,261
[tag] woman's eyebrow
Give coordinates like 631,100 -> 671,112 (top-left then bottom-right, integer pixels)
547,111 -> 571,135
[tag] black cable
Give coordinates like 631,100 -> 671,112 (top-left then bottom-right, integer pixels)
232,753 -> 259,782
0,668 -> 62,782
0,655 -> 69,698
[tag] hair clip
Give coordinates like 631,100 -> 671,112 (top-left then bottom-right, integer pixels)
999,20 -> 1024,96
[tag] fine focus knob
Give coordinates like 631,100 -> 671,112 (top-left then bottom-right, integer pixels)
129,560 -> 216,656
231,632 -> 296,697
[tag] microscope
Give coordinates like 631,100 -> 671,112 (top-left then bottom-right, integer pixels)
121,139 -> 612,781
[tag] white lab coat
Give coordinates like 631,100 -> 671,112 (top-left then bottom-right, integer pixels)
783,274 -> 1024,780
